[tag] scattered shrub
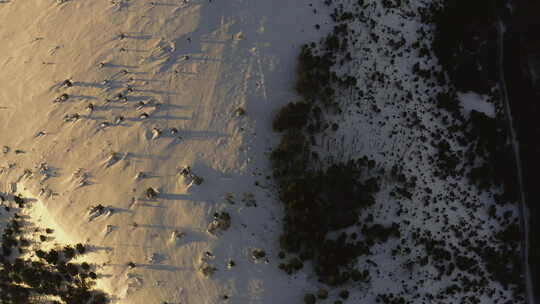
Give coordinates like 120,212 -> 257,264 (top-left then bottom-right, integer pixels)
192,175 -> 204,185
338,290 -> 349,299
317,288 -> 328,299
75,243 -> 86,254
304,293 -> 316,304
146,187 -> 158,199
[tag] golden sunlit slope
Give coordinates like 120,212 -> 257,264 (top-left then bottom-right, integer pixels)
0,0 -> 324,303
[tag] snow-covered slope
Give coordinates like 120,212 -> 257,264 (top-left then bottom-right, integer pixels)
0,1 -> 327,303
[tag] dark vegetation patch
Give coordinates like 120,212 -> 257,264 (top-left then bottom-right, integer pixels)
431,1 -> 520,198
419,0 -> 519,199
432,0 -> 499,93
272,43 -> 390,286
270,5 -> 406,287
273,0 -> 525,302
427,0 -> 524,297
0,195 -> 109,304
496,0 -> 540,294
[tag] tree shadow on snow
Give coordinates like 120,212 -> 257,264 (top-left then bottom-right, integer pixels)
158,193 -> 192,201
179,130 -> 227,141
138,264 -> 190,272
150,2 -> 178,7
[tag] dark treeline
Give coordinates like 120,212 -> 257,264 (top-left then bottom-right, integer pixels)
499,0 -> 540,301
0,195 -> 109,304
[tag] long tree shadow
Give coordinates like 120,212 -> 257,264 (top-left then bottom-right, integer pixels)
108,207 -> 134,215
150,2 -> 179,7
135,202 -> 167,208
81,115 -> 107,121
108,243 -> 154,250
135,172 -> 161,179
124,71 -> 147,76
174,70 -> 198,76
73,81 -> 106,89
179,130 -> 227,141
126,153 -> 168,161
87,245 -> 114,253
136,223 -> 178,230
70,95 -> 97,101
148,115 -> 191,121
105,63 -> 138,69
123,48 -> 148,53
93,104 -> 127,111
133,89 -> 178,96
156,103 -> 189,110
187,56 -> 223,63
138,264 -> 191,272
96,273 -> 113,279
130,78 -> 165,83
123,32 -> 153,40
159,193 -> 192,201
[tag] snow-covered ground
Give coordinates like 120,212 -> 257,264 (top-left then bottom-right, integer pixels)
0,0 -> 525,303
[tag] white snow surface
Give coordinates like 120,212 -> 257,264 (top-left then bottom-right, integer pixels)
458,91 -> 496,117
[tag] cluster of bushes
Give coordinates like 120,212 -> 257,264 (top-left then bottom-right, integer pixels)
0,197 -> 108,304
270,7 -> 402,288
375,293 -> 408,304
303,288 -> 350,304
274,157 -> 379,285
